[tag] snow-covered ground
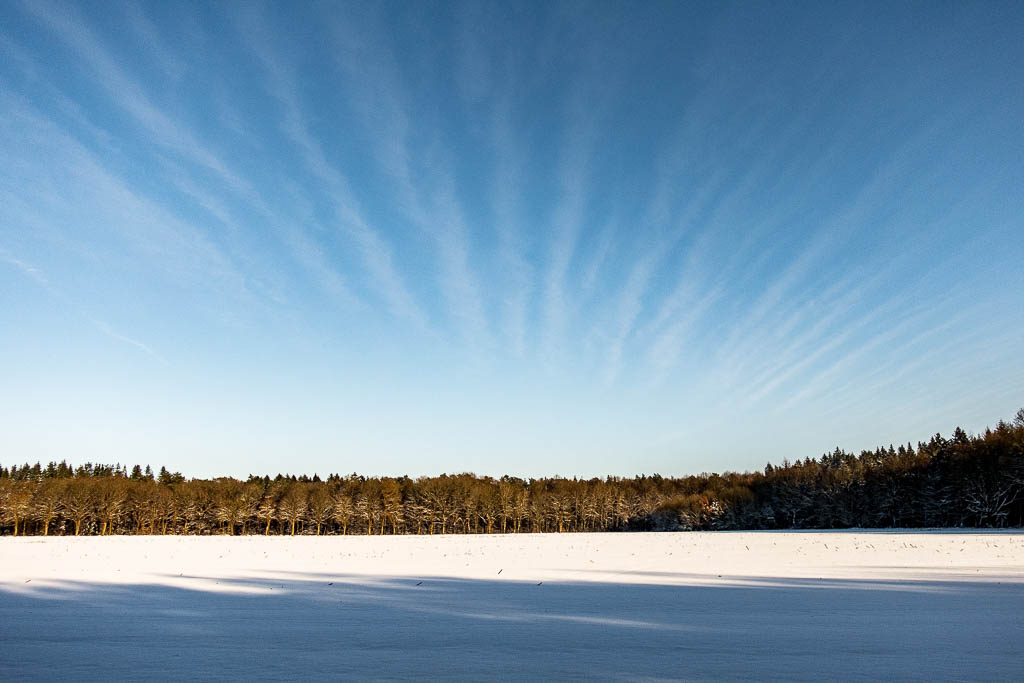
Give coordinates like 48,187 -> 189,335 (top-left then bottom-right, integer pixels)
2,531 -> 1022,680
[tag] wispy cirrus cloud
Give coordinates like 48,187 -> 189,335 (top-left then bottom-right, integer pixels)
10,1 -> 324,315
600,255 -> 660,386
16,0 -> 357,317
540,143 -> 589,365
0,94 -> 246,294
485,87 -> 532,357
88,318 -> 167,364
0,250 -> 48,285
0,249 -> 166,364
327,9 -> 492,350
426,171 -> 494,351
20,0 -> 251,196
3,1 -> 1020,476
235,6 -> 427,331
490,99 -> 533,357
119,0 -> 187,83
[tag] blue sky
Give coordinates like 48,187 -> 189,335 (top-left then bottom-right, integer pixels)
2,1 -> 1022,479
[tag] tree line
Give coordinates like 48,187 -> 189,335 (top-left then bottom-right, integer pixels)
2,410 -> 1022,536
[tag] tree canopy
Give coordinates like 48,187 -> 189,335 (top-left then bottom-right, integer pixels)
2,411 -> 1022,536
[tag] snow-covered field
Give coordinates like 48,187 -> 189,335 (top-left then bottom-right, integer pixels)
2,531 -> 1022,680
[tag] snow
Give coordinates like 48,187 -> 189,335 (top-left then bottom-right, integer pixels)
2,531 -> 1022,680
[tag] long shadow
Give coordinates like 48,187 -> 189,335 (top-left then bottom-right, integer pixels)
1,572 -> 1021,681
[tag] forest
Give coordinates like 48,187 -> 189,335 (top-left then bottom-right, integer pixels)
2,411 -> 1022,536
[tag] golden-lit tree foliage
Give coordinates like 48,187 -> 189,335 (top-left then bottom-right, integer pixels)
2,413 -> 1022,536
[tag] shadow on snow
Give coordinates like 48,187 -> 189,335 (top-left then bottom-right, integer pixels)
2,571 -> 1022,681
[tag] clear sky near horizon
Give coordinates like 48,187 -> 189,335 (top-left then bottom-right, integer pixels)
1,1 -> 1022,479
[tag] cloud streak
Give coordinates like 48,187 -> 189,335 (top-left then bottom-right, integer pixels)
2,2 -> 1020,474
1,250 -> 166,364
326,9 -> 493,349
